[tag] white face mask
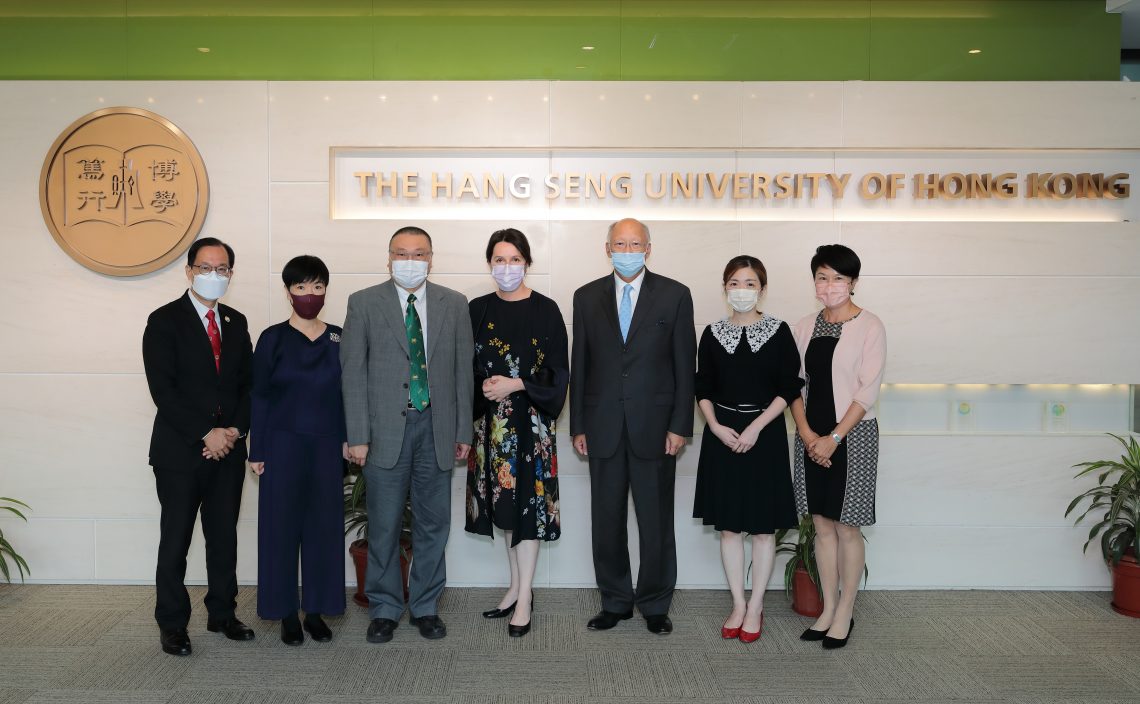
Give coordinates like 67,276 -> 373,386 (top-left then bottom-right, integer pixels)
192,271 -> 229,301
726,288 -> 759,313
491,264 -> 526,292
391,259 -> 429,290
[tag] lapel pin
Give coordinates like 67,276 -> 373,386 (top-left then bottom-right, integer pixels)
224,316 -> 230,323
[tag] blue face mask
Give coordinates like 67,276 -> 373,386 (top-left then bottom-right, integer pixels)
611,251 -> 645,278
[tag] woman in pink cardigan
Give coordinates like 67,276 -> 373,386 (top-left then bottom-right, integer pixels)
789,244 -> 886,650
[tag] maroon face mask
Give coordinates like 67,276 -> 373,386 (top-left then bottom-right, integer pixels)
290,293 -> 325,320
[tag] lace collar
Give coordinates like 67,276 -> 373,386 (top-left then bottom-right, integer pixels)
710,314 -> 781,354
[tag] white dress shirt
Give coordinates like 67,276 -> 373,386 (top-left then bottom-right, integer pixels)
187,290 -> 221,339
613,268 -> 646,316
394,280 -> 428,351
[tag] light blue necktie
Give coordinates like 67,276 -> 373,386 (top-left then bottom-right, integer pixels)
619,283 -> 633,341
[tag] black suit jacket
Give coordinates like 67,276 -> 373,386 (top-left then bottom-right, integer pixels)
142,291 -> 253,471
569,269 -> 696,460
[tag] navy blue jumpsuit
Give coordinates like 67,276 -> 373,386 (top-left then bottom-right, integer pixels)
250,322 -> 347,619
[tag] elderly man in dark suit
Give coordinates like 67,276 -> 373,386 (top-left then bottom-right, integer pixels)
570,218 -> 696,635
340,226 -> 474,644
142,237 -> 255,656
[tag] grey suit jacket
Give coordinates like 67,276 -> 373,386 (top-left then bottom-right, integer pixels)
340,279 -> 475,471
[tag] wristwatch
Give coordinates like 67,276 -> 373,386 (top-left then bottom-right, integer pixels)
830,432 -> 843,444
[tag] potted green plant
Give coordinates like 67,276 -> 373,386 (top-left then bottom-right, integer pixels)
1,497 -> 31,583
776,515 -> 823,617
343,465 -> 412,607
1065,432 -> 1140,618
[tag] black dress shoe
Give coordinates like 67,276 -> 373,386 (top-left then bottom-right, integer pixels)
409,614 -> 447,640
281,615 -> 304,646
508,602 -> 533,638
645,614 -> 673,635
303,614 -> 332,642
800,626 -> 829,641
586,609 -> 633,630
207,617 -> 255,641
822,619 -> 854,650
160,628 -> 192,656
482,602 -> 516,619
366,618 -> 398,643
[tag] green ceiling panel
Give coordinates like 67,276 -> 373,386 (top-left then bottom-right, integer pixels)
0,0 -> 1123,81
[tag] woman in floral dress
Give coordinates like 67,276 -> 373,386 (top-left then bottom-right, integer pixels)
466,228 -> 569,638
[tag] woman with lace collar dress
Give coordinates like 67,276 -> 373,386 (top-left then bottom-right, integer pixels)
693,255 -> 804,644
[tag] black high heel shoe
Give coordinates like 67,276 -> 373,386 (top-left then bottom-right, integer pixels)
482,602 -> 516,619
508,603 -> 532,638
800,626 -> 828,642
821,619 -> 854,649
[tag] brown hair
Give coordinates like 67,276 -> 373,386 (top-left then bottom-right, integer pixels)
722,255 -> 767,287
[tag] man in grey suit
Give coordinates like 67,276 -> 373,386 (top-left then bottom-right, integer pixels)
341,226 -> 474,643
570,218 -> 696,636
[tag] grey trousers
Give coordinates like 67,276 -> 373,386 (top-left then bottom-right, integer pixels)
363,406 -> 451,621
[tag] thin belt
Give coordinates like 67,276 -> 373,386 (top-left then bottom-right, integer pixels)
715,402 -> 764,414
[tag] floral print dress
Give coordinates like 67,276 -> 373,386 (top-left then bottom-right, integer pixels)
466,292 -> 569,545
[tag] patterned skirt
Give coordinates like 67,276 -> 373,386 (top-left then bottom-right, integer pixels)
792,418 -> 879,527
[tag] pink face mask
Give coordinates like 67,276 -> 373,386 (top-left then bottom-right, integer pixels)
815,281 -> 850,308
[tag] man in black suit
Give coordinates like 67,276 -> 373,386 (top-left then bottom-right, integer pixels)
142,237 -> 255,656
570,218 -> 696,635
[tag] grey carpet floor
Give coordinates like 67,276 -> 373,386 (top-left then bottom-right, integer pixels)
0,585 -> 1137,703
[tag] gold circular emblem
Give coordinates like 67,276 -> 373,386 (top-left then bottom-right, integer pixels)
39,107 -> 209,277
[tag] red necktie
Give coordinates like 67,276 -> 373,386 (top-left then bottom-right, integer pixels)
205,309 -> 221,373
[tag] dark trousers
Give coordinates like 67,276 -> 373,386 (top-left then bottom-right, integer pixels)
256,432 -> 346,620
153,457 -> 244,630
363,406 -> 451,621
588,425 -> 677,617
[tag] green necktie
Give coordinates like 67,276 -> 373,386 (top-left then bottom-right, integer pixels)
405,293 -> 429,410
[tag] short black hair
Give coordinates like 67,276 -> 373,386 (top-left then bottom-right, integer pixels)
389,225 -> 433,249
722,255 -> 767,288
282,255 -> 330,287
485,228 -> 533,265
810,244 -> 860,279
187,237 -> 235,268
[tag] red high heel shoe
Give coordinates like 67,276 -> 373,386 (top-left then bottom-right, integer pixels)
738,612 -> 764,643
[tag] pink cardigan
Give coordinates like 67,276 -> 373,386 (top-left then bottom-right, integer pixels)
792,309 -> 887,423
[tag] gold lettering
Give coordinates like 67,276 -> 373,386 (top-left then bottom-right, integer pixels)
886,173 -> 905,199
1026,173 -> 1052,199
457,172 -> 479,198
732,173 -> 749,199
751,173 -> 769,199
671,172 -> 693,199
564,173 -> 581,199
994,172 -> 1017,198
645,173 -> 666,199
483,173 -> 504,199
353,171 -> 373,198
1051,173 -> 1076,199
826,173 -> 851,199
586,173 -> 606,199
1105,173 -> 1130,199
773,172 -> 793,200
401,173 -> 418,198
431,172 -> 451,198
1077,173 -> 1103,199
707,172 -> 730,199
968,173 -> 991,199
859,173 -> 885,200
377,171 -> 398,198
804,173 -> 824,199
940,173 -> 967,200
913,173 -> 938,199
611,173 -> 632,199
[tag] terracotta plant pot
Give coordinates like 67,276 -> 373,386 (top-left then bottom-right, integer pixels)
349,539 -> 370,607
791,565 -> 824,618
1111,551 -> 1140,618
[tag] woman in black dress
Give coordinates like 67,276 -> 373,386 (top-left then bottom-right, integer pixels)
694,255 -> 802,643
790,245 -> 887,649
466,228 -> 569,638
249,255 -> 347,645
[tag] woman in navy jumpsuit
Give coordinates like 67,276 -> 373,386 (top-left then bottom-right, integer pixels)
249,255 -> 347,644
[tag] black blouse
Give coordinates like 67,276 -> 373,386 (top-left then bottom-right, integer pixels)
694,315 -> 804,408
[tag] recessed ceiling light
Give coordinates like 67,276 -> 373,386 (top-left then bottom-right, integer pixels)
691,94 -> 700,101
197,47 -> 210,53
575,65 -> 587,70
431,95 -> 439,102
146,97 -> 154,104
581,46 -> 595,51
644,94 -> 652,101
968,48 -> 981,54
